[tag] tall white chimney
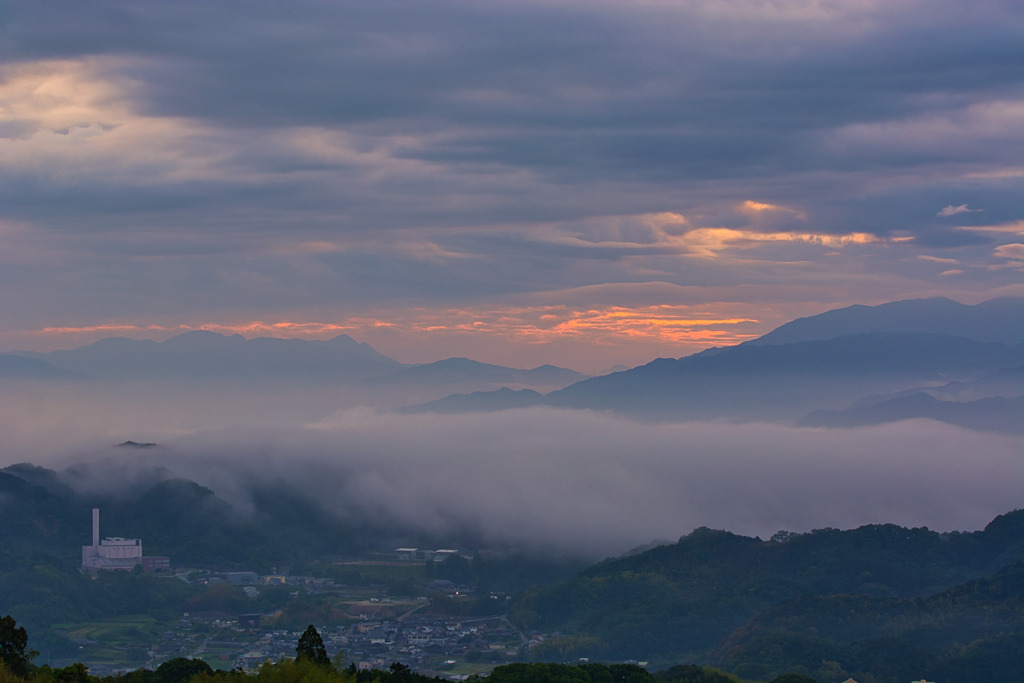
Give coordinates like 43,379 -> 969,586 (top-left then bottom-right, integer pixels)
92,508 -> 99,547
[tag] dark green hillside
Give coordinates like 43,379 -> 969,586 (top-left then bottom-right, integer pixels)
0,471 -> 82,559
101,478 -> 278,567
512,511 -> 1024,663
0,465 -> 395,662
0,552 -> 199,661
714,559 -> 1024,683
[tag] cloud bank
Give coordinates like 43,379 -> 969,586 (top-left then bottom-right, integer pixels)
5,392 -> 1019,558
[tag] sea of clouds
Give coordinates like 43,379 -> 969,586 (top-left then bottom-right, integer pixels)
3,383 -> 1020,558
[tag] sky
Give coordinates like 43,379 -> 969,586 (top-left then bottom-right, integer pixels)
1,0 -> 1022,372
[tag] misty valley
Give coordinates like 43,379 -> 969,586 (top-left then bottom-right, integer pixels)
1,297 -> 1022,683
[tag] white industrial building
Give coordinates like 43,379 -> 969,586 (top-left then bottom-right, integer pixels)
81,508 -> 169,572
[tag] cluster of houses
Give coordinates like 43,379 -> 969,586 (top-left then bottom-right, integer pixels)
329,614 -> 526,672
77,522 -> 535,679
136,609 -> 533,680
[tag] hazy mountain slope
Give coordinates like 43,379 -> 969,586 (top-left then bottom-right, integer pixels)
798,392 -> 1024,433
406,297 -> 1023,420
401,387 -> 545,414
838,365 -> 1024,405
954,365 -> 1024,397
358,358 -> 586,408
749,296 -> 1024,346
543,333 -> 1020,421
17,331 -> 402,382
368,357 -> 585,386
10,334 -> 588,412
0,354 -> 81,379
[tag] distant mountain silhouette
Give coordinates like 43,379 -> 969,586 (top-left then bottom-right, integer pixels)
873,365 -> 1024,403
352,358 -> 585,409
0,353 -> 81,379
15,332 -> 402,383
8,297 -> 1022,425
367,357 -> 585,389
401,387 -> 545,414
406,297 -> 1024,424
749,296 -> 1023,346
543,332 -> 1021,421
8,334 -> 586,410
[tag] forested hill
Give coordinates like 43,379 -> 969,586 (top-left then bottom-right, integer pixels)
713,557 -> 1024,682
587,510 -> 1024,594
0,464 -> 414,569
3,461 -> 1023,682
511,510 -> 1024,677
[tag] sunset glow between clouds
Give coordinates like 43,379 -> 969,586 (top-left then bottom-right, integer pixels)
674,227 -> 882,258
29,306 -> 762,371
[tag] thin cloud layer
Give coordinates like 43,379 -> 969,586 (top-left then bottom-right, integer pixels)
1,0 -> 1022,368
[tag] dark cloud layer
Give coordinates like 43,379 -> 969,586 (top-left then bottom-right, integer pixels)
4,1 -> 1021,225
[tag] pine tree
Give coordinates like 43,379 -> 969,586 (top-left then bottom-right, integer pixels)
295,624 -> 329,668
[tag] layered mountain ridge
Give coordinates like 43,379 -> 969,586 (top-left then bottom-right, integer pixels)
409,297 -> 1024,430
4,297 -> 1022,430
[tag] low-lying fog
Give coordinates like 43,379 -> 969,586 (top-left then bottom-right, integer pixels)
2,383 -> 1020,558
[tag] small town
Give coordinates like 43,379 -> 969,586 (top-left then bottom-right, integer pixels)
75,509 -> 550,680
123,595 -> 531,681
73,567 -> 551,680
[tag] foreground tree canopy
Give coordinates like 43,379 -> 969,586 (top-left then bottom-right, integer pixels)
0,659 -> 781,683
0,615 -> 37,678
0,618 -> 797,683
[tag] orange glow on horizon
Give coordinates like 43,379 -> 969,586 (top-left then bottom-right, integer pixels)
38,324 -> 166,335
29,305 -> 761,351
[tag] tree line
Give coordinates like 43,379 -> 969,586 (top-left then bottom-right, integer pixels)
0,618 -> 816,683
